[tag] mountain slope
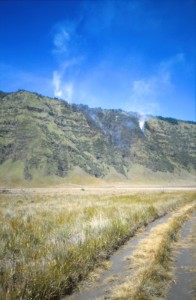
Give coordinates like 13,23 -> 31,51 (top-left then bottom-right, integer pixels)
0,90 -> 195,186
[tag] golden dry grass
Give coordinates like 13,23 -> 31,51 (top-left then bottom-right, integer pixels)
0,190 -> 195,299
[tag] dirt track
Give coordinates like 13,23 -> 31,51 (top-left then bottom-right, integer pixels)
167,213 -> 196,300
64,213 -> 172,300
63,208 -> 196,300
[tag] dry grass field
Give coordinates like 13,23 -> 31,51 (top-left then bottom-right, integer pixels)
0,188 -> 195,299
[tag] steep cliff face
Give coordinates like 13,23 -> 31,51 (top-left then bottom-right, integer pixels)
0,90 -> 195,185
75,105 -> 195,175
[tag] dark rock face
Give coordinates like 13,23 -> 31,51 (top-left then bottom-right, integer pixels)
0,90 -> 195,181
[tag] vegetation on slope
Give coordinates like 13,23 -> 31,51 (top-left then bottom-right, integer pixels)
0,90 -> 195,185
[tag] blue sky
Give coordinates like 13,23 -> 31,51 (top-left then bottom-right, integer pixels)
0,0 -> 195,121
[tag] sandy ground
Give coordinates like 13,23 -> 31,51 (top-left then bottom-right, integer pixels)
167,213 -> 196,300
64,213 -> 172,300
0,185 -> 196,196
63,211 -> 196,300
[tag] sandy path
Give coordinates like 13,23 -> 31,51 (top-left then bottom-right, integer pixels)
63,213 -> 172,300
64,209 -> 196,300
167,212 -> 196,300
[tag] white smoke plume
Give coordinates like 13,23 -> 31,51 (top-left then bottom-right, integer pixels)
52,71 -> 63,98
138,114 -> 148,132
52,70 -> 73,102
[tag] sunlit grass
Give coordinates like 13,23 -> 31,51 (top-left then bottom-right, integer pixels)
0,190 -> 195,299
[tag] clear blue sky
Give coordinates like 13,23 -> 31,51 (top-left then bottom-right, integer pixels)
0,0 -> 195,121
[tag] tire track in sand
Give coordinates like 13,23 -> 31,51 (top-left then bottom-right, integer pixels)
64,204 -> 196,300
64,213 -> 172,300
167,212 -> 196,300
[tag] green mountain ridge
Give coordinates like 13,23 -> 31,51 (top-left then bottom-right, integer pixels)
0,90 -> 195,186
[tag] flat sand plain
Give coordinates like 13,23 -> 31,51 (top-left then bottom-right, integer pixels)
0,185 -> 195,196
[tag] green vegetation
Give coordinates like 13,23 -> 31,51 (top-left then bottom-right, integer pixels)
0,90 -> 195,185
157,116 -> 179,125
0,190 -> 195,299
157,115 -> 196,125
